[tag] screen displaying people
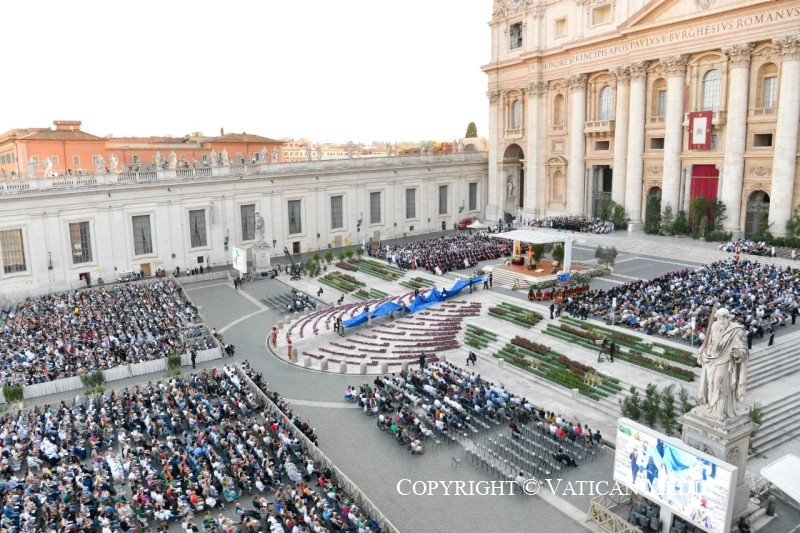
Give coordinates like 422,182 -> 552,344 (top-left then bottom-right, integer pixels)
614,419 -> 735,533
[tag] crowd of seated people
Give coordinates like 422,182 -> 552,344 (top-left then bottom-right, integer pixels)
365,233 -> 512,275
719,238 -> 798,260
0,365 -> 381,532
574,259 -> 799,341
523,216 -> 615,234
0,280 -> 195,388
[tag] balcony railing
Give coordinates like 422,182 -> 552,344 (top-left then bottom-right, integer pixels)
504,128 -> 523,138
683,110 -> 727,126
551,124 -> 567,134
646,116 -> 665,125
584,119 -> 615,136
749,107 -> 777,118
0,152 -> 489,194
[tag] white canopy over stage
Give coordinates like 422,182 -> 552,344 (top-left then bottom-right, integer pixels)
761,454 -> 800,505
488,229 -> 576,271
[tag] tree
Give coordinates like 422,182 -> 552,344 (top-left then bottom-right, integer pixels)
660,203 -> 675,235
465,122 -> 478,138
531,243 -> 545,263
688,197 -> 709,236
598,197 -> 615,221
619,387 -> 642,422
672,210 -> 689,235
644,196 -> 662,234
786,206 -> 800,237
710,199 -> 727,231
551,244 -> 564,265
594,245 -> 618,269
611,204 -> 631,230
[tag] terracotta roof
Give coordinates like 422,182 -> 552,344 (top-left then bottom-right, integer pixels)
108,136 -> 192,144
19,129 -> 103,141
206,132 -> 283,144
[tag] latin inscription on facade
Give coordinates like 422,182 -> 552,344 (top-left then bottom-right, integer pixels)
529,7 -> 800,72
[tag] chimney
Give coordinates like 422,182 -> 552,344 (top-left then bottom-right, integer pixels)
220,127 -> 225,136
54,120 -> 82,131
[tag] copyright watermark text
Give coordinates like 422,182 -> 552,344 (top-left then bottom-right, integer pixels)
396,478 -> 630,497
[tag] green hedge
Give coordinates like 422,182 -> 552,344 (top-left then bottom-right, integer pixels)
3,385 -> 23,403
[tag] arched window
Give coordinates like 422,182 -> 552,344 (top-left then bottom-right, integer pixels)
757,63 -> 778,109
510,99 -> 522,129
598,86 -> 613,121
553,94 -> 565,125
651,79 -> 667,117
702,69 -> 721,111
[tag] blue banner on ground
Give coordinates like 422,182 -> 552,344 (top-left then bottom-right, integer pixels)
341,275 -> 485,329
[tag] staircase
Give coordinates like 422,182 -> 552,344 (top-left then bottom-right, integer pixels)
750,389 -> 800,455
747,341 -> 800,390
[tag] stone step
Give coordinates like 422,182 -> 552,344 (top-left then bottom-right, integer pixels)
751,423 -> 800,456
749,342 -> 795,372
758,389 -> 800,417
748,355 -> 800,390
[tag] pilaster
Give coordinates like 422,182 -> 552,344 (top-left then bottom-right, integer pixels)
611,66 -> 631,207
625,61 -> 649,224
567,74 -> 588,214
661,55 -> 689,215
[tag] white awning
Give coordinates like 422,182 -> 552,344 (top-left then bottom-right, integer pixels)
488,229 -> 576,244
761,454 -> 800,504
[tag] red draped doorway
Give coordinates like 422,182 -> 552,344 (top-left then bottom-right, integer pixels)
690,164 -> 719,201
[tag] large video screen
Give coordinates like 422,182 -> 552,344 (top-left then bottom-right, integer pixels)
613,419 -> 736,533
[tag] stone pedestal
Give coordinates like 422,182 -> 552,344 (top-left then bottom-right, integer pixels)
320,360 -> 328,372
252,244 -> 272,276
679,406 -> 758,520
338,362 -> 347,374
380,362 -> 389,374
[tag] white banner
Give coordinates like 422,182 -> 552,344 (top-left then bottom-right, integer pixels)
691,115 -> 709,146
232,247 -> 247,274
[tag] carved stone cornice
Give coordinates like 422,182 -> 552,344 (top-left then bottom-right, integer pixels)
773,35 -> 800,61
660,55 -> 689,77
628,61 -> 650,82
723,42 -> 755,69
610,66 -> 631,86
492,0 -> 531,21
528,81 -> 548,97
565,73 -> 588,92
487,90 -> 502,103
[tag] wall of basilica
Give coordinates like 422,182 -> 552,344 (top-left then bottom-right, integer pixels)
0,155 -> 487,296
485,0 -> 800,236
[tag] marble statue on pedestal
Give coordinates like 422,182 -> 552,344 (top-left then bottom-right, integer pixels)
109,154 -> 119,173
260,147 -> 268,163
95,156 -> 104,175
696,307 -> 749,421
316,143 -> 322,161
155,151 -> 163,168
168,151 -> 177,170
255,212 -> 265,245
221,150 -> 229,166
272,148 -> 279,163
28,158 -> 36,178
43,157 -> 53,177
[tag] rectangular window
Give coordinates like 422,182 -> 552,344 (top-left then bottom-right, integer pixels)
31,156 -> 39,166
710,134 -> 719,151
72,155 -> 80,166
52,156 -> 59,166
370,192 -> 381,224
132,215 -> 153,255
189,210 -> 207,248
657,90 -> 667,116
591,4 -> 611,25
330,195 -> 343,229
554,18 -> 567,38
438,185 -> 448,215
0,229 -> 26,274
469,182 -> 478,211
69,221 -> 93,264
241,204 -> 256,241
132,155 -> 141,164
92,155 -> 101,165
650,138 -> 665,150
288,200 -> 302,234
762,77 -> 777,108
595,141 -> 610,151
405,189 -> 416,219
235,152 -> 242,161
509,22 -> 522,50
753,133 -> 774,147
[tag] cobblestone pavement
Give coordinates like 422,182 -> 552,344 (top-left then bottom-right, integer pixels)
23,229 -> 800,532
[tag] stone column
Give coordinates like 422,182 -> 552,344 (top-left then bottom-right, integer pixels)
524,81 -> 548,219
624,61 -> 649,225
661,55 -> 689,215
611,66 -> 631,206
486,90 -> 504,223
721,43 -> 755,237
682,165 -> 693,213
567,74 -> 588,215
769,36 -> 800,235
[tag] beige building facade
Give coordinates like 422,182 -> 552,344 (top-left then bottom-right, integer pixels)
484,0 -> 800,236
